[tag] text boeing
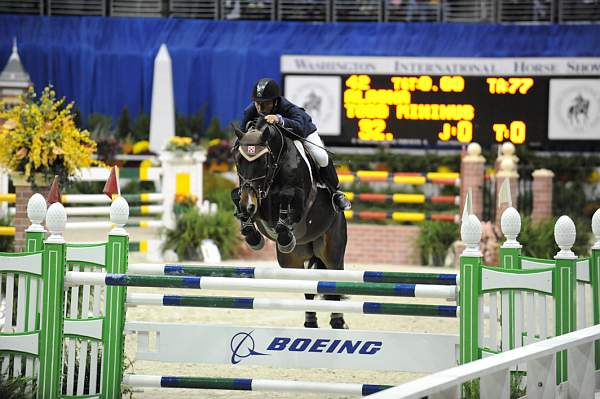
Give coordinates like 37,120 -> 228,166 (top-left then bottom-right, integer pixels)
267,337 -> 382,355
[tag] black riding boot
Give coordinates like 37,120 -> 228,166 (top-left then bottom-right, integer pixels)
320,161 -> 351,211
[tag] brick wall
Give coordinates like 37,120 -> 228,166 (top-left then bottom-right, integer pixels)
236,223 -> 421,265
14,184 -> 50,251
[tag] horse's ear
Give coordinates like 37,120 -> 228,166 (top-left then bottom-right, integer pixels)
230,123 -> 245,140
261,125 -> 272,142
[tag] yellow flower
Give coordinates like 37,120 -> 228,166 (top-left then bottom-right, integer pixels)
0,85 -> 102,180
133,140 -> 150,154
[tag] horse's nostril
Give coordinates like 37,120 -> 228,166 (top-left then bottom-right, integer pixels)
247,204 -> 256,214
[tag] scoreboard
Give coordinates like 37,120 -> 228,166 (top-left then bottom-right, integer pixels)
282,56 -> 600,150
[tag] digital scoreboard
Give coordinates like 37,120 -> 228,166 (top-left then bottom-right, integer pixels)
282,56 -> 600,150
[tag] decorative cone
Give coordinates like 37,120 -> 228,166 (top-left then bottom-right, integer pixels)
47,176 -> 61,204
102,166 -> 120,199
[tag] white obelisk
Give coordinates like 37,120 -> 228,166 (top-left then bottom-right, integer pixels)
149,44 -> 175,153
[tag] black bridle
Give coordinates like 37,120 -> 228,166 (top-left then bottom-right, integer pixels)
235,125 -> 286,201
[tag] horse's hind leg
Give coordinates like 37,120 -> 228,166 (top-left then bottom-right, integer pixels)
277,247 -> 316,328
324,294 -> 348,329
313,213 -> 349,329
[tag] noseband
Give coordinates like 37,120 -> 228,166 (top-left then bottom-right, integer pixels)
236,127 -> 285,201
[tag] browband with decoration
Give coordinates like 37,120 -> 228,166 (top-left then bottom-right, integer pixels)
239,144 -> 269,162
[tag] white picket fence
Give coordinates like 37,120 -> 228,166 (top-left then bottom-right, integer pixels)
366,322 -> 600,399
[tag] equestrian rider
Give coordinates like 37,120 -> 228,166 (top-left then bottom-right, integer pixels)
233,78 -> 351,230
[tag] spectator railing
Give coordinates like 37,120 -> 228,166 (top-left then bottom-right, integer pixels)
279,0 -> 329,21
0,0 -> 42,15
221,0 -> 275,20
111,0 -> 163,17
442,0 -> 495,22
498,0 -> 554,23
333,0 -> 383,21
170,0 -> 219,18
559,0 -> 600,23
48,0 -> 106,16
0,0 -> 598,24
385,0 -> 442,22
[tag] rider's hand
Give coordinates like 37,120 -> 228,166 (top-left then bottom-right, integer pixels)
265,114 -> 280,124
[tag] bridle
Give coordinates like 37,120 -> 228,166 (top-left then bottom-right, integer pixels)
235,126 -> 286,201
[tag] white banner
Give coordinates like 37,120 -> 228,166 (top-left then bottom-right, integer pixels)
548,79 -> 600,140
127,322 -> 458,373
281,55 -> 600,76
283,75 -> 341,136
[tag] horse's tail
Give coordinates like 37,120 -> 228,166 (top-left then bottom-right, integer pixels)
307,256 -> 325,270
307,257 -> 348,300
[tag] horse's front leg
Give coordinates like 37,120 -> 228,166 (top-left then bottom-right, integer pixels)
231,188 -> 264,251
275,189 -> 296,253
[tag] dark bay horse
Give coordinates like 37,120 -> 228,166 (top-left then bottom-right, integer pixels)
233,120 -> 348,329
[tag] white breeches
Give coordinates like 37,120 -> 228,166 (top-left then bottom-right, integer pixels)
305,132 -> 329,167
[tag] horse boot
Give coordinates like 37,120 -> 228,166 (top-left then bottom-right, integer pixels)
320,160 -> 351,211
275,206 -> 296,253
231,188 -> 264,250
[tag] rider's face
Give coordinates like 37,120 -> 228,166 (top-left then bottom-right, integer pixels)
254,100 -> 274,115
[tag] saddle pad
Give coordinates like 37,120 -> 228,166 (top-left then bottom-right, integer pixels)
293,140 -> 314,185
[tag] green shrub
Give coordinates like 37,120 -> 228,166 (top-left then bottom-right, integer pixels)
519,216 -> 591,259
162,207 -> 240,261
0,372 -> 35,399
204,172 -> 237,212
417,221 -> 459,266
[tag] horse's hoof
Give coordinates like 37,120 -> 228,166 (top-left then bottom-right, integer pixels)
304,321 -> 319,328
330,319 -> 349,329
277,233 -> 296,253
246,232 -> 265,251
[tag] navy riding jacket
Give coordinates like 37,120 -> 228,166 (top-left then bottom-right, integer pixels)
242,97 -> 317,139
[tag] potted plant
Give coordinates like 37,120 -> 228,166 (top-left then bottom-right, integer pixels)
0,85 -> 101,187
0,85 -> 101,250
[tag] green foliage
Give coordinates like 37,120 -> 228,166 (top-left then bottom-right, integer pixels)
203,173 -> 237,212
163,172 -> 239,260
64,180 -> 105,195
0,215 -> 14,252
176,107 -> 208,141
132,112 -> 150,142
519,216 -> 591,258
162,207 -> 240,260
87,113 -> 118,161
460,371 -> 525,398
117,106 -> 132,140
0,372 -> 35,399
417,221 -> 459,266
205,117 -> 232,140
87,113 -> 113,133
121,180 -> 156,194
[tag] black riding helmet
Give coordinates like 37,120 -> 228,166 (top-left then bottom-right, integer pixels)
252,78 -> 280,102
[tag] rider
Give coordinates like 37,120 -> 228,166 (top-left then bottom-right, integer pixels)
239,77 -> 350,204
232,78 -> 351,242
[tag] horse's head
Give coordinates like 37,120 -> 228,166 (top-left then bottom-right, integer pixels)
233,119 -> 282,216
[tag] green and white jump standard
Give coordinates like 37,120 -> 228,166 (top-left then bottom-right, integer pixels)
4,192 -> 600,398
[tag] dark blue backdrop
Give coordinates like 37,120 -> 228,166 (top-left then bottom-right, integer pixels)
1,15 -> 599,127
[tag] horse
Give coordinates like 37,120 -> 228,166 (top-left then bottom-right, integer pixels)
232,118 -> 348,329
568,94 -> 590,129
